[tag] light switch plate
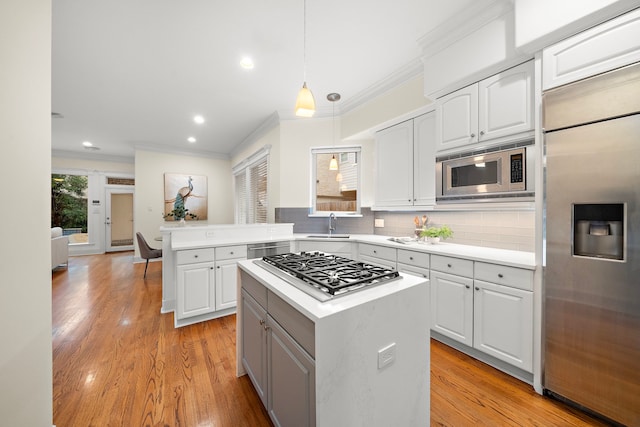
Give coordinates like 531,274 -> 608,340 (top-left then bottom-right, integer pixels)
378,342 -> 396,369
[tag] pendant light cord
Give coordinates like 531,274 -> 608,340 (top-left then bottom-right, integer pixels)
303,0 -> 307,82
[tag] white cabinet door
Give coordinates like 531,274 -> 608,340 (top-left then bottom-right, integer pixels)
267,315 -> 316,427
436,84 -> 478,152
176,262 -> 215,319
430,270 -> 473,346
413,111 -> 436,206
542,8 -> 640,90
374,120 -> 414,207
215,259 -> 240,311
478,61 -> 534,142
241,290 -> 268,407
473,280 -> 533,372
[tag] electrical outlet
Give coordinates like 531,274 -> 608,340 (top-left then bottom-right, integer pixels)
374,218 -> 385,228
378,342 -> 396,369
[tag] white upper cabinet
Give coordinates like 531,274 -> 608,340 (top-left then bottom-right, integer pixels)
436,61 -> 534,154
436,85 -> 479,151
542,8 -> 640,90
412,112 -> 436,206
374,112 -> 436,209
375,120 -> 413,207
478,61 -> 534,141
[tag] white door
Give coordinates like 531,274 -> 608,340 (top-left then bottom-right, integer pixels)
105,189 -> 134,252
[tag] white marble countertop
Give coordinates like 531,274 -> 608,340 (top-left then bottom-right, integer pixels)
238,258 -> 428,322
162,227 -> 536,270
296,233 -> 536,270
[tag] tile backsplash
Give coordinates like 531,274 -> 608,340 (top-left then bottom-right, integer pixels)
374,210 -> 535,252
276,207 -> 535,252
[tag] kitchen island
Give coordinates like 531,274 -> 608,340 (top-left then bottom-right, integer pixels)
236,257 -> 430,427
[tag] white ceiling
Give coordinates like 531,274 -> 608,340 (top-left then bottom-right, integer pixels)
52,0 -> 478,160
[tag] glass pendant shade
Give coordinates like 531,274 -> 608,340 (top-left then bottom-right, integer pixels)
295,82 -> 316,117
329,155 -> 338,170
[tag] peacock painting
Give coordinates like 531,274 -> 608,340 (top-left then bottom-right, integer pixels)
163,173 -> 208,221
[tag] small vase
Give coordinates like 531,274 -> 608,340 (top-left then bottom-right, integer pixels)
178,218 -> 186,226
428,237 -> 440,244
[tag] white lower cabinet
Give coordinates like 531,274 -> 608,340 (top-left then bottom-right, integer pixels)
176,248 -> 216,320
430,270 -> 474,346
296,240 -> 353,259
473,280 -> 533,372
357,243 -> 397,270
214,245 -> 247,311
430,255 -> 534,373
396,248 -> 430,281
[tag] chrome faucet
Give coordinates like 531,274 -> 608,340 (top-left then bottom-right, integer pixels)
328,212 -> 336,235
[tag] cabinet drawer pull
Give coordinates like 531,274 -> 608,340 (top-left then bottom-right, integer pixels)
259,319 -> 265,326
465,285 -> 470,289
230,251 -> 234,255
217,266 -> 220,269
480,130 -> 485,136
447,263 -> 452,268
210,267 -> 214,270
194,255 -> 199,258
498,273 -> 504,278
470,133 -> 476,138
373,250 -> 377,254
475,286 -> 480,291
409,256 -> 414,260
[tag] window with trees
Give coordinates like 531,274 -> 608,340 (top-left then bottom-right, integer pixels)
51,174 -> 88,244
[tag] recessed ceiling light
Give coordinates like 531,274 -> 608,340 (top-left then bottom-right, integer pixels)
82,141 -> 93,147
240,57 -> 254,69
194,115 -> 205,124
187,137 -> 196,143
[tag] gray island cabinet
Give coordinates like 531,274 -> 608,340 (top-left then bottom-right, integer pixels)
236,259 -> 430,427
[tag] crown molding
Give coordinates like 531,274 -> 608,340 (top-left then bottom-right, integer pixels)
133,142 -> 229,160
417,0 -> 513,58
52,149 -> 135,164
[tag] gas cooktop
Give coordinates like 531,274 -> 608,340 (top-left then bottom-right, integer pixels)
255,251 -> 400,301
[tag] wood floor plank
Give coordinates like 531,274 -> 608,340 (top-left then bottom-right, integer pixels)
53,252 -> 607,426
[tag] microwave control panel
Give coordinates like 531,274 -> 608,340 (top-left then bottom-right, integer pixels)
510,153 -> 524,183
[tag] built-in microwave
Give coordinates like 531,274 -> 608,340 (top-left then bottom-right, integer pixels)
436,145 -> 535,202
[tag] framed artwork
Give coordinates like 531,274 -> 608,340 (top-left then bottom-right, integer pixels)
163,173 -> 208,220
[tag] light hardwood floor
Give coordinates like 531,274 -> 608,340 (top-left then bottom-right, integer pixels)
52,252 -> 606,426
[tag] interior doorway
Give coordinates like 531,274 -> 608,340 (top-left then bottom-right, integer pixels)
106,189 -> 134,252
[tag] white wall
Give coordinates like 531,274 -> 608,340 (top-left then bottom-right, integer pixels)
0,0 -> 53,425
277,118 -> 378,209
514,0 -> 639,52
341,75 -> 432,139
134,149 -> 234,257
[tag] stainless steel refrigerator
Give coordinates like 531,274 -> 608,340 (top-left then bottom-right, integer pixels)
543,62 -> 640,426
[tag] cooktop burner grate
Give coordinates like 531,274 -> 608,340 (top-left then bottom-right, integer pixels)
261,251 -> 400,297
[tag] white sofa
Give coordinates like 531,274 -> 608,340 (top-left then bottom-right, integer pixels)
51,227 -> 69,270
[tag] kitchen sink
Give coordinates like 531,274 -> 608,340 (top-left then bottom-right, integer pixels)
306,234 -> 350,239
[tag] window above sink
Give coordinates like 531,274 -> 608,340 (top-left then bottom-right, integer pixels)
310,146 -> 361,216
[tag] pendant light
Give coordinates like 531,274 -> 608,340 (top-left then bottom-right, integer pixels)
295,0 -> 316,117
327,92 -> 340,171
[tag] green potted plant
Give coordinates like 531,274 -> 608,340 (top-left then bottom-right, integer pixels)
420,225 -> 453,244
163,206 -> 197,223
